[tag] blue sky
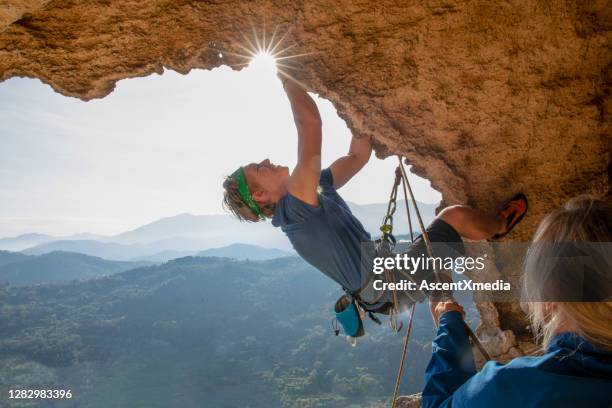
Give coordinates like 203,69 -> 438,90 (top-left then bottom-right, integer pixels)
0,57 -> 440,237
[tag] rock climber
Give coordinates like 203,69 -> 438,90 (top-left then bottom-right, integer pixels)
221,73 -> 528,316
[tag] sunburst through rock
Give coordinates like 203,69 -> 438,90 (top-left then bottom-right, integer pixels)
211,24 -> 317,83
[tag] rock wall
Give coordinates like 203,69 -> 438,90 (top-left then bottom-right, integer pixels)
1,0 -> 610,390
0,0 -> 49,31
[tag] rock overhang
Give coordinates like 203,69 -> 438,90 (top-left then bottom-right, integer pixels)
1,0 -> 610,358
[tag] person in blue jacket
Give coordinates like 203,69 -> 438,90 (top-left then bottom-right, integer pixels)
423,195 -> 612,408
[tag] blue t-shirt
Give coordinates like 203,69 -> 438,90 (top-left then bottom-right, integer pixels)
272,168 -> 373,293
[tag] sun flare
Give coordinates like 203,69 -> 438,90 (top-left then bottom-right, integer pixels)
249,51 -> 277,72
210,24 -> 317,84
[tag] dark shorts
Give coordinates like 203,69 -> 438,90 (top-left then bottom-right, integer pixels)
408,218 -> 465,257
359,218 -> 465,308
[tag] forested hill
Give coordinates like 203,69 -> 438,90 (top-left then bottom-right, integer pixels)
0,251 -> 149,286
0,256 -> 440,408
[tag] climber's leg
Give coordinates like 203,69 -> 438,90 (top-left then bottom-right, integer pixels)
438,205 -> 504,241
438,194 -> 528,240
392,195 -> 528,305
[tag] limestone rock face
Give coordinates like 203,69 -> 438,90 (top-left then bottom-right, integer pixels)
0,0 -> 610,365
0,0 -> 49,31
396,392 -> 422,408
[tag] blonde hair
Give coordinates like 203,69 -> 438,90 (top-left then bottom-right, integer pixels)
222,176 -> 275,222
522,195 -> 612,350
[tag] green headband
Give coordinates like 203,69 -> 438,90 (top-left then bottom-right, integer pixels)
230,167 -> 263,217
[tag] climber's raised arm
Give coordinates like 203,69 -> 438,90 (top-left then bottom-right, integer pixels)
329,135 -> 372,189
281,77 -> 322,207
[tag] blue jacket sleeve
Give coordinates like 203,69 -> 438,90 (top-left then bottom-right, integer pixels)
422,311 -> 477,408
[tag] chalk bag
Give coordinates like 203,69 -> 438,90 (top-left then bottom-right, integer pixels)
334,294 -> 364,338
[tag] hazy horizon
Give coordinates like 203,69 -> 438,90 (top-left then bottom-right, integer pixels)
0,57 -> 440,237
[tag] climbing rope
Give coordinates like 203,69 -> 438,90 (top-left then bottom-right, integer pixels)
378,160 -> 418,408
399,171 -> 415,243
388,156 -> 492,408
390,302 -> 416,408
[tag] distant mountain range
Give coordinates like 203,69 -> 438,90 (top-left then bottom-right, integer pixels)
0,251 -> 149,286
0,233 -> 103,252
0,256 -> 462,406
0,243 -> 293,286
1,200 -> 436,261
131,243 -> 292,263
21,241 -> 293,263
197,243 -> 292,260
0,250 -> 29,267
21,240 -> 150,260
